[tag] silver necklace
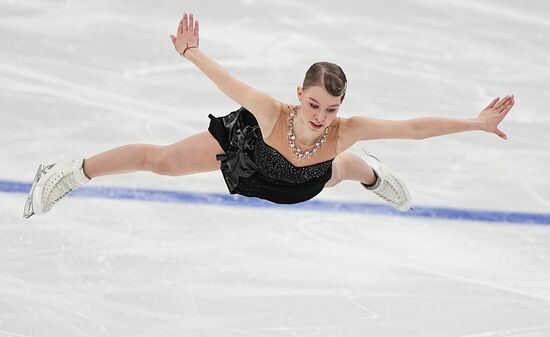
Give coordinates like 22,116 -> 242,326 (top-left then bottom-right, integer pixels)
287,105 -> 329,160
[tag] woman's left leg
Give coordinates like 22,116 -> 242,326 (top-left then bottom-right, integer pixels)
325,152 -> 377,188
325,151 -> 413,212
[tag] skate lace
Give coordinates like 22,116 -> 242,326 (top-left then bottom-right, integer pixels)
373,174 -> 404,206
44,172 -> 79,211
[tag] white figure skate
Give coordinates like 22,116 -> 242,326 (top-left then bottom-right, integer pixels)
23,159 -> 90,218
361,149 -> 413,212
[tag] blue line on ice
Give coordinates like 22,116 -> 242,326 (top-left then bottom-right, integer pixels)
2,179 -> 549,225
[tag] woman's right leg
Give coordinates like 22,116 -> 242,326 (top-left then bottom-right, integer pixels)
83,130 -> 224,178
24,130 -> 224,218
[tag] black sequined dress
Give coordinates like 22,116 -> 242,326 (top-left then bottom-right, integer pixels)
208,107 -> 334,204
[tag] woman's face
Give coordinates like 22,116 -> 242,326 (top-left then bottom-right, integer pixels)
296,85 -> 342,131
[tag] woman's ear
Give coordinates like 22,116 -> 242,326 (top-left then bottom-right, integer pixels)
296,86 -> 303,100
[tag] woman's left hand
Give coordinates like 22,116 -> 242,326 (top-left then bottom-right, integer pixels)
478,95 -> 515,140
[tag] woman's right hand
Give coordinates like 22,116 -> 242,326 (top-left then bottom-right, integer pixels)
170,13 -> 200,57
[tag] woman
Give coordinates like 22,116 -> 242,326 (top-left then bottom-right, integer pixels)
23,13 -> 515,218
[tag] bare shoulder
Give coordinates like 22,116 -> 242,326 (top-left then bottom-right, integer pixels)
246,98 -> 283,139
335,116 -> 358,154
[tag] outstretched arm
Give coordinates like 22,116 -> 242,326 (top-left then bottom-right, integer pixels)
169,13 -> 279,125
344,95 -> 515,142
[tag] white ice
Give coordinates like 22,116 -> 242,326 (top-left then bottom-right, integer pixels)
1,0 -> 550,336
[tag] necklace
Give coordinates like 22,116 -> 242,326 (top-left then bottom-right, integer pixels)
287,105 -> 329,160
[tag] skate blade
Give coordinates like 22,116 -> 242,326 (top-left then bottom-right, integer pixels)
361,148 -> 380,163
23,164 -> 47,219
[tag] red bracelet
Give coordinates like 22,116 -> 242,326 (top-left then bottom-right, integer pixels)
181,44 -> 197,57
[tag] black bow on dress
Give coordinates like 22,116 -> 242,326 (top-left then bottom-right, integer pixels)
216,109 -> 260,192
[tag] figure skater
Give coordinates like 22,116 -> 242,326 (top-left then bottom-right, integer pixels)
23,13 -> 515,218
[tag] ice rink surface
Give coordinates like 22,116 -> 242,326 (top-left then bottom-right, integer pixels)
1,0 -> 550,336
